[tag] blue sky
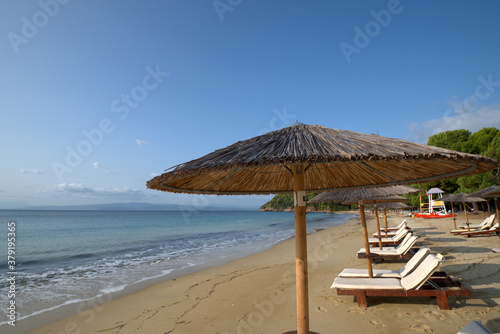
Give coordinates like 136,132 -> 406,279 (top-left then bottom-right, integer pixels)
1,0 -> 500,209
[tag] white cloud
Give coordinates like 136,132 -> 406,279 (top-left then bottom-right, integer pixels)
136,139 -> 149,146
50,183 -> 145,199
408,104 -> 500,143
55,183 -> 95,194
93,162 -> 100,168
20,169 -> 44,174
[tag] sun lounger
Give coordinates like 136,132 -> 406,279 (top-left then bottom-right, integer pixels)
378,219 -> 407,232
341,246 -> 430,278
360,233 -> 413,253
358,235 -> 419,260
460,223 -> 499,238
368,227 -> 410,246
373,223 -> 410,238
458,214 -> 496,230
451,215 -> 496,234
458,320 -> 497,334
332,254 -> 471,310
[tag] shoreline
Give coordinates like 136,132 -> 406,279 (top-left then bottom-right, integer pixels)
14,213 -> 500,333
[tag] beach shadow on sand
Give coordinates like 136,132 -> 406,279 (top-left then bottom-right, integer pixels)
426,237 -> 467,243
484,318 -> 500,332
432,246 -> 492,256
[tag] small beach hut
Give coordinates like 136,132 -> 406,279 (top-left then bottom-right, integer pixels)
147,123 -> 496,334
440,193 -> 487,231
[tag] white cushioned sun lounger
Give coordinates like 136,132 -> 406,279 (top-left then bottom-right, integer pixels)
373,222 -> 409,238
459,222 -> 499,237
340,246 -> 430,278
332,253 -> 471,310
451,215 -> 496,234
459,214 -> 496,230
379,219 -> 406,232
368,227 -> 409,245
359,234 -> 417,257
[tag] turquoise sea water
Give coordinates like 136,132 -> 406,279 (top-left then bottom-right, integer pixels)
0,210 -> 354,327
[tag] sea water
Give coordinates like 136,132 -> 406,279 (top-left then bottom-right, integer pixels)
0,210 -> 354,327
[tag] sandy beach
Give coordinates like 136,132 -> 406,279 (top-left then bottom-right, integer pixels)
26,212 -> 500,334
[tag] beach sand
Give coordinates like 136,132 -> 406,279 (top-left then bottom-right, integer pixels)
27,213 -> 500,334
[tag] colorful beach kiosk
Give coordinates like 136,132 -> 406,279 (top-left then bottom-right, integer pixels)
414,187 -> 454,218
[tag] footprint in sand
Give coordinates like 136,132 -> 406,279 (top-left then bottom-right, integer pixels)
347,307 -> 365,315
324,296 -> 345,305
317,306 -> 327,312
369,320 -> 386,329
410,324 -> 433,333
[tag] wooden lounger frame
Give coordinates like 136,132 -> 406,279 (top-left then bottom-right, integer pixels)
336,272 -> 471,310
460,228 -> 500,238
357,247 -> 420,261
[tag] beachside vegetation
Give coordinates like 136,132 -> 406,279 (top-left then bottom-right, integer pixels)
259,193 -> 354,212
405,127 -> 500,208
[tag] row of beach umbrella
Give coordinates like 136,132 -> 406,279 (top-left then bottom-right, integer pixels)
439,186 -> 500,230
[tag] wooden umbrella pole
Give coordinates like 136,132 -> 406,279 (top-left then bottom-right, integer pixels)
451,202 -> 456,229
464,201 -> 470,232
374,203 -> 383,250
383,207 -> 388,239
293,165 -> 309,334
359,200 -> 373,278
495,198 -> 500,226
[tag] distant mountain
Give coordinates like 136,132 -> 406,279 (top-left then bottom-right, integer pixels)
9,202 -> 255,211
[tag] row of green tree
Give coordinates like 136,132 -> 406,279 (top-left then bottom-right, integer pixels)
405,127 -> 499,207
259,193 -> 354,211
260,127 -> 500,211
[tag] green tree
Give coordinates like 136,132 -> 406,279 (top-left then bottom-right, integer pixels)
427,129 -> 473,153
470,127 -> 499,154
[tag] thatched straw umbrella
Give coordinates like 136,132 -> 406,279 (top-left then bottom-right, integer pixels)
440,193 -> 487,231
147,123 -> 496,334
482,186 -> 500,227
468,186 -> 499,214
309,186 -> 418,249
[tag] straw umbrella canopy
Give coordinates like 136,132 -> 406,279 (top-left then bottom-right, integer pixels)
480,186 -> 500,226
310,186 -> 417,251
484,187 -> 500,196
468,185 -> 499,214
368,202 -> 412,209
440,193 -> 487,231
147,123 -> 496,334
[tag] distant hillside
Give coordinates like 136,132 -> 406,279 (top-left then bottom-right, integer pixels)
259,193 -> 353,212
